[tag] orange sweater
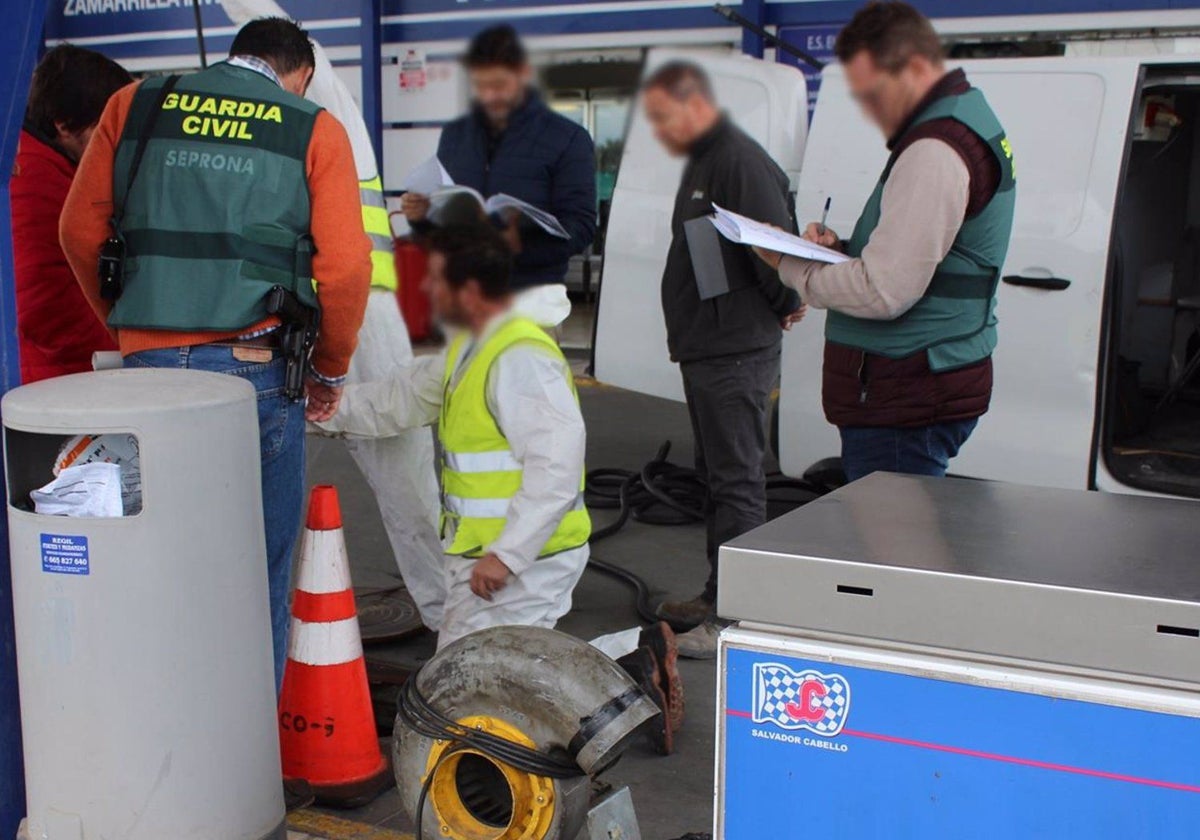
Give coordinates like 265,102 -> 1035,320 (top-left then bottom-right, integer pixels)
60,79 -> 370,379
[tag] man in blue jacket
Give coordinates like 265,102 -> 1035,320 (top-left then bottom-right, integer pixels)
402,25 -> 596,327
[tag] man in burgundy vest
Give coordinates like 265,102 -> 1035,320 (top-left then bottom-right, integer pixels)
757,2 -> 1015,482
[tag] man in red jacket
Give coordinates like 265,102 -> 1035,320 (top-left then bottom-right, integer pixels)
12,45 -> 131,383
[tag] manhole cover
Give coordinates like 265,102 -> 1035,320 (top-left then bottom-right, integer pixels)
355,586 -> 425,644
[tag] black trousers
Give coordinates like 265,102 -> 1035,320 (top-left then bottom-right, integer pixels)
680,345 -> 780,603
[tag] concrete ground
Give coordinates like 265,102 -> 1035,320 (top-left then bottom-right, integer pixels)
295,363 -> 719,840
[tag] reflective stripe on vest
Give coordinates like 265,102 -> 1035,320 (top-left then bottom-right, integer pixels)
360,175 -> 398,292
108,63 -> 321,331
444,491 -> 587,520
827,86 -> 1015,372
438,317 -> 592,558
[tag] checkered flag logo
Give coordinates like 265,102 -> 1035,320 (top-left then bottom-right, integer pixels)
752,663 -> 851,736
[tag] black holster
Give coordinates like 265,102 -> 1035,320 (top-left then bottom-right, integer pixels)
266,286 -> 321,402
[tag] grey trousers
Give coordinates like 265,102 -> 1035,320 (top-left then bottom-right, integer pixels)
680,345 -> 780,603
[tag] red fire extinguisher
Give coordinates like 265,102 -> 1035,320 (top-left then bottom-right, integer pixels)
390,211 -> 433,342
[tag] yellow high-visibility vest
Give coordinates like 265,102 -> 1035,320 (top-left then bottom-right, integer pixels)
360,175 -> 397,291
439,317 -> 591,558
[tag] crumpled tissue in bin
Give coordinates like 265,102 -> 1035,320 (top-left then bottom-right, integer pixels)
53,433 -> 142,514
32,462 -> 124,518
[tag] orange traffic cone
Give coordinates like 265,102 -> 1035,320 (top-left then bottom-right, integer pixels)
278,485 -> 391,807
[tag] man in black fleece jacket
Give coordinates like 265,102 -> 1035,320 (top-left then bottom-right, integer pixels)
644,61 -> 806,658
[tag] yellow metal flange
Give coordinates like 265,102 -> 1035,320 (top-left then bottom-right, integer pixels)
423,715 -> 557,840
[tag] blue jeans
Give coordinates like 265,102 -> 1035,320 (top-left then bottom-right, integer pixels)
127,345 -> 305,692
839,419 -> 979,483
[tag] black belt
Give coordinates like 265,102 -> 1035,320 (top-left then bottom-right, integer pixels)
209,333 -> 281,350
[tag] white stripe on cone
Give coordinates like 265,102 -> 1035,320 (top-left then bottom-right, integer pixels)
294,529 -> 354,595
288,617 -> 364,667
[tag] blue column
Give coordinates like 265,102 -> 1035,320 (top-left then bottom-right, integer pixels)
360,0 -> 384,177
0,2 -> 45,836
741,0 -> 766,58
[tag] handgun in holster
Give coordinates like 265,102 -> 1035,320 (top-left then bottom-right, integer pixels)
266,285 -> 321,402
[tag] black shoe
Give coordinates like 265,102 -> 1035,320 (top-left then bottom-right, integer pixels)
283,778 -> 315,813
656,594 -> 713,631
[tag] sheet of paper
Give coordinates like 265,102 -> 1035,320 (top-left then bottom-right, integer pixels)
486,194 -> 571,239
401,156 -> 454,194
710,203 -> 850,265
32,462 -> 124,518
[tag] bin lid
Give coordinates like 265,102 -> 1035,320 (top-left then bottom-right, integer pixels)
2,369 -> 256,431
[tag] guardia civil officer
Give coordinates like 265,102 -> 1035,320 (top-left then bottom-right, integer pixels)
60,17 -> 371,693
220,0 -> 445,639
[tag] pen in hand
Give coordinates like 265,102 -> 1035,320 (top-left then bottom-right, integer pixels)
819,196 -> 832,236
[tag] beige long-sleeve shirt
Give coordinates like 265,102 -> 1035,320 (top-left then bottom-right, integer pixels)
780,138 -> 970,320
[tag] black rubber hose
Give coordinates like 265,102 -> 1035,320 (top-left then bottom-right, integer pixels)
584,442 -> 826,624
586,555 -> 660,625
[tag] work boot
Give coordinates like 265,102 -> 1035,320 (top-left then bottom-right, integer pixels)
656,593 -> 714,631
617,647 -> 672,755
640,621 -> 685,731
676,617 -> 729,660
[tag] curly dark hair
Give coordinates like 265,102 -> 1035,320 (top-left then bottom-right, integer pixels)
427,224 -> 513,300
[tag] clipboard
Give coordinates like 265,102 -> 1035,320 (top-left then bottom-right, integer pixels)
685,216 -> 753,300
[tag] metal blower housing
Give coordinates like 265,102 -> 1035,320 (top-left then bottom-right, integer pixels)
393,626 -> 659,839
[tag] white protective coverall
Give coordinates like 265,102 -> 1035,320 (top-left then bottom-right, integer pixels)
316,313 -> 590,648
219,0 -> 446,628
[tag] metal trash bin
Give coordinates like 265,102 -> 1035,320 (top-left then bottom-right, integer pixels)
3,369 -> 285,840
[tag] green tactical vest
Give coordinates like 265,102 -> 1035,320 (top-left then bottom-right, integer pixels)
439,316 -> 592,559
827,87 -> 1016,372
108,62 -> 321,331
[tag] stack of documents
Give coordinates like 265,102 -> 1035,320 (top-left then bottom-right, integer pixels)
710,203 -> 849,264
431,186 -> 570,239
401,157 -> 570,239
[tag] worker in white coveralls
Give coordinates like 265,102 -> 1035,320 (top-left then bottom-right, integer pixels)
317,223 -> 685,753
218,2 -> 446,629
316,224 -> 588,644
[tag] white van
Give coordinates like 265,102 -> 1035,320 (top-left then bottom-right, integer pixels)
595,50 -> 1200,501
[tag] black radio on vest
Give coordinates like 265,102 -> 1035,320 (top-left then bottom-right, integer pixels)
98,75 -> 180,302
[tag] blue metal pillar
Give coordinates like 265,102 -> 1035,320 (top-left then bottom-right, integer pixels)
360,0 -> 384,176
741,0 -> 766,58
0,2 -> 44,836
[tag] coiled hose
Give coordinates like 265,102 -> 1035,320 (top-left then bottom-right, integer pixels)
397,675 -> 584,840
584,441 -> 827,624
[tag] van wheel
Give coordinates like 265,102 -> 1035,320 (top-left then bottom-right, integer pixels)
769,393 -> 845,490
804,458 -> 847,494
